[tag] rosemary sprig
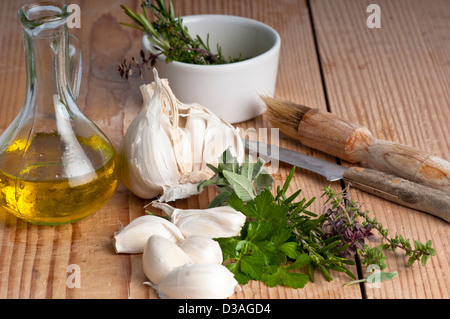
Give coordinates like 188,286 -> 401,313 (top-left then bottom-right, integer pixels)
118,0 -> 244,79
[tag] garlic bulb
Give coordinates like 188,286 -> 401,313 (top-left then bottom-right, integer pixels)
142,235 -> 192,285
151,202 -> 246,238
113,215 -> 184,253
145,263 -> 240,299
119,68 -> 245,202
180,235 -> 223,264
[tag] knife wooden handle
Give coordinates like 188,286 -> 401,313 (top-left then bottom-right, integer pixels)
297,109 -> 450,193
343,166 -> 450,223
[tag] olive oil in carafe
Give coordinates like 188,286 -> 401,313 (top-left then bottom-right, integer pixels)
0,3 -> 120,225
0,133 -> 119,225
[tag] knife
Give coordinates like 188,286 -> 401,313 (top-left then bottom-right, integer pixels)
244,139 -> 450,223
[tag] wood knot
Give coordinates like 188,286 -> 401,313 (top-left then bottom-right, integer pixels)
419,164 -> 447,180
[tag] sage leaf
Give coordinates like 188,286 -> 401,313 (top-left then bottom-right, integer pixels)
251,158 -> 266,180
222,170 -> 255,202
255,168 -> 274,194
240,155 -> 254,180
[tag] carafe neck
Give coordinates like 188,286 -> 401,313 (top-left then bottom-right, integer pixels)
18,3 -> 76,117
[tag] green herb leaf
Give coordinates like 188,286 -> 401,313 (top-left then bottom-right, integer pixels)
260,265 -> 283,287
240,255 -> 265,280
207,191 -> 232,208
262,266 -> 310,289
254,189 -> 288,224
255,169 -> 274,194
241,155 -> 254,180
226,262 -> 251,285
246,221 -> 272,242
287,254 -> 312,270
222,170 -> 255,202
277,242 -> 299,259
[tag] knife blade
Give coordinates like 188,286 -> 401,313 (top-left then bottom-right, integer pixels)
244,139 -> 450,223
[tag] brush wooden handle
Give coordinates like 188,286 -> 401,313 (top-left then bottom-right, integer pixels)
343,167 -> 450,222
297,108 -> 450,193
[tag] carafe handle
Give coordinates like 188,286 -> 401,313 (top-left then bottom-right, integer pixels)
69,34 -> 82,101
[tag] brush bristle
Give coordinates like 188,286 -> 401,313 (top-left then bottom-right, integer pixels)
262,96 -> 311,140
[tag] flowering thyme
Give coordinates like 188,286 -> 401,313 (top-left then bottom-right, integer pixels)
118,49 -> 157,79
320,185 -> 435,269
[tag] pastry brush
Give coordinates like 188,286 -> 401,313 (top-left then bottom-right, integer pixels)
262,96 -> 450,194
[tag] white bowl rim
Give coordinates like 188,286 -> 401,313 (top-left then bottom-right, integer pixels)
142,14 -> 281,69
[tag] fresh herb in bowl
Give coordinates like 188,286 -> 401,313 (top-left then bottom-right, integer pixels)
118,0 -> 245,79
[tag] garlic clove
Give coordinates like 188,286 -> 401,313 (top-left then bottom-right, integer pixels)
152,202 -> 246,238
201,115 -> 243,170
185,108 -> 206,173
159,183 -> 200,203
145,263 -> 240,299
142,235 -> 192,286
180,235 -> 223,264
113,215 -> 185,253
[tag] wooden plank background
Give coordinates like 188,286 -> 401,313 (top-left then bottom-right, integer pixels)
311,0 -> 450,299
0,0 -> 448,299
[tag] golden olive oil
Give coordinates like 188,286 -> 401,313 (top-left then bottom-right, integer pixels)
0,133 -> 119,225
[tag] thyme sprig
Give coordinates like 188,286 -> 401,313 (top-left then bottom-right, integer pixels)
118,49 -> 156,79
118,0 -> 244,79
321,186 -> 436,269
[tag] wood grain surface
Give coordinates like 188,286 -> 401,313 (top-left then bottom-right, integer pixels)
310,0 -> 450,299
0,0 -> 448,300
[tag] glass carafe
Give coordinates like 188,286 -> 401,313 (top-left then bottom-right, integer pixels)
0,3 -> 119,225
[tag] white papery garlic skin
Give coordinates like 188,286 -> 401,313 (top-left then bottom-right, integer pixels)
142,235 -> 192,285
119,68 -> 245,202
180,235 -> 223,264
112,215 -> 185,253
145,263 -> 240,299
151,202 -> 246,238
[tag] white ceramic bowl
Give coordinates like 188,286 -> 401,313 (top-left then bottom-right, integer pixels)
142,14 -> 281,124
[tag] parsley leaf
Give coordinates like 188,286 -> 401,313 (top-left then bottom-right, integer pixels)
214,190 -> 315,288
262,265 -> 310,288
240,255 -> 265,280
